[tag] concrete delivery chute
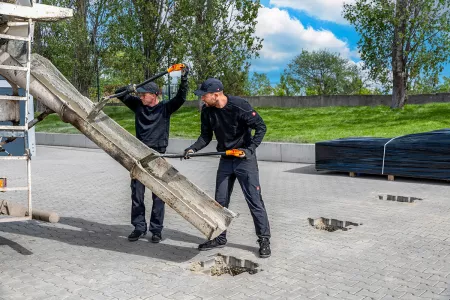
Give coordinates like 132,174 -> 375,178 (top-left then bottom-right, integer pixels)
0,0 -> 236,239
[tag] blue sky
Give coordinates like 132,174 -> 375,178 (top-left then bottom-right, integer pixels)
251,0 -> 449,85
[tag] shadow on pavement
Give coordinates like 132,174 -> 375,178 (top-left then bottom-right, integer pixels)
164,226 -> 259,254
0,235 -> 33,255
0,217 -> 259,261
0,218 -> 197,262
285,165 -> 450,186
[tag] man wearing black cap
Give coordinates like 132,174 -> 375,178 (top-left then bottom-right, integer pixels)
184,78 -> 271,258
115,67 -> 189,243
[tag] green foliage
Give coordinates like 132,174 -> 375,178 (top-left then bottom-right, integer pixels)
35,0 -> 112,97
36,103 -> 450,143
437,77 -> 450,93
410,76 -> 450,94
104,0 -> 182,84
247,72 -> 272,96
343,0 -> 450,107
34,0 -> 262,99
176,0 -> 263,95
274,73 -> 302,96
284,50 -> 369,95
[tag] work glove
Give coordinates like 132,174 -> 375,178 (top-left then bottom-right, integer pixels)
183,147 -> 195,159
114,84 -> 135,95
237,148 -> 252,159
181,64 -> 190,81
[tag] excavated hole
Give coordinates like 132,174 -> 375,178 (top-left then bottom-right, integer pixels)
308,217 -> 361,232
378,194 -> 422,203
190,253 -> 260,276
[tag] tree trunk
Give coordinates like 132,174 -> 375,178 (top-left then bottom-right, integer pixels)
132,0 -> 168,80
73,0 -> 91,97
391,0 -> 407,109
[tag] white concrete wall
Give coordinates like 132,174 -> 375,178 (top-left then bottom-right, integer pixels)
36,133 -> 316,163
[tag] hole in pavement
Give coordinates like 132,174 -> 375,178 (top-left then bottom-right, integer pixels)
308,217 -> 361,232
190,253 -> 260,276
378,194 -> 422,203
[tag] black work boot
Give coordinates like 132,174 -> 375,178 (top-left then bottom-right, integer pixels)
128,230 -> 146,242
151,233 -> 162,243
198,239 -> 226,251
258,237 -> 271,258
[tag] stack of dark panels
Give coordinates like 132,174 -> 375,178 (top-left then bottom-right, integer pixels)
315,129 -> 450,180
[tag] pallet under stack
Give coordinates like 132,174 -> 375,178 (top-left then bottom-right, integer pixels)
315,129 -> 450,181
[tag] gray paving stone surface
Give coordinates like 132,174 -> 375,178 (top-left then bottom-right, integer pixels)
0,146 -> 449,300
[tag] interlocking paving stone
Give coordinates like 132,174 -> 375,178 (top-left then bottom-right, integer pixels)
0,145 -> 449,300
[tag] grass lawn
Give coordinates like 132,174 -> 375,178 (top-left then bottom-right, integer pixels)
35,102 -> 450,143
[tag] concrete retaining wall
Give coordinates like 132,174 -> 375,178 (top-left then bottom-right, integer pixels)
109,93 -> 450,108
36,132 -> 315,163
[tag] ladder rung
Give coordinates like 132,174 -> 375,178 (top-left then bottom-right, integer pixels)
0,125 -> 27,131
6,22 -> 29,27
0,65 -> 28,71
0,130 -> 25,138
0,216 -> 32,223
0,187 -> 29,192
0,95 -> 27,101
0,33 -> 30,42
0,156 -> 28,160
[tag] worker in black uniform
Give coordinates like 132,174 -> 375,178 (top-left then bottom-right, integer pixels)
183,78 -> 271,258
116,66 -> 189,243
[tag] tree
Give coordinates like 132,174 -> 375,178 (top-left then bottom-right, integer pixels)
33,0 -> 263,100
274,74 -> 302,96
104,0 -> 185,84
409,76 -> 439,94
177,0 -> 263,95
437,77 -> 450,93
284,50 -> 366,95
343,0 -> 450,108
34,0 -> 111,97
247,72 -> 272,96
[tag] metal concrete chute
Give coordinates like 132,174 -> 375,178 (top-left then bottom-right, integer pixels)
31,53 -> 236,239
0,1 -> 73,22
0,2 -> 236,238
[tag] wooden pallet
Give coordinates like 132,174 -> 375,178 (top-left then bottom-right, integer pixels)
349,172 -> 395,181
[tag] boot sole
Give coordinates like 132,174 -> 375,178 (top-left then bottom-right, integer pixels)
198,244 -> 226,251
128,233 -> 146,242
259,253 -> 271,258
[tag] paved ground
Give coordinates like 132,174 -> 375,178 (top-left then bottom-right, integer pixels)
1,145 -> 450,300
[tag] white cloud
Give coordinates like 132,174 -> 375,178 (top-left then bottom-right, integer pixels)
270,0 -> 356,24
251,6 -> 357,74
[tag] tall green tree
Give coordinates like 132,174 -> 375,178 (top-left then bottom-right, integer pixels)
437,77 -> 450,93
34,0 -> 111,97
104,0 -> 184,84
343,0 -> 450,108
177,0 -> 263,95
284,50 -> 366,96
34,0 -> 263,99
273,74 -> 302,96
247,72 -> 272,96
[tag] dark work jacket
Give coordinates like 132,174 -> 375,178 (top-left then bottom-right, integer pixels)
190,95 -> 266,154
117,79 -> 187,150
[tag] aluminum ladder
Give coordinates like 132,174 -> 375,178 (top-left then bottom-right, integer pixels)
0,18 -> 34,222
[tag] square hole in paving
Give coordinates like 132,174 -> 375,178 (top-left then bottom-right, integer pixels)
378,194 -> 422,203
190,253 -> 260,276
308,217 -> 361,232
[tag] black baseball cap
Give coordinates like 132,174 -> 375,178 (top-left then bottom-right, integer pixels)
136,82 -> 160,95
194,78 -> 224,96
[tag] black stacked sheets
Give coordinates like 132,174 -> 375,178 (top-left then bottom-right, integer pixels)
315,129 -> 450,180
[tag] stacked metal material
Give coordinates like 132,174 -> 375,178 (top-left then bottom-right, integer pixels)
315,129 -> 450,180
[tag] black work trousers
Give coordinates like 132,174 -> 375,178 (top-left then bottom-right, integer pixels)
130,147 -> 165,234
131,179 -> 165,234
214,154 -> 271,244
